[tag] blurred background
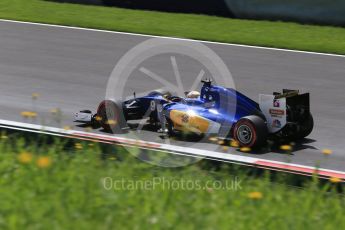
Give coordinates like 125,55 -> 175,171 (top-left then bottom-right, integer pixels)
53,0 -> 345,26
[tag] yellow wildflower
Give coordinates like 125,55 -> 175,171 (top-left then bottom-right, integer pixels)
36,156 -> 51,168
329,177 -> 342,183
222,146 -> 229,152
75,143 -> 83,150
18,152 -> 33,164
280,145 -> 292,151
248,191 -> 263,200
230,140 -> 239,148
20,111 -> 37,118
240,147 -> 251,152
50,108 -> 59,114
32,93 -> 40,100
105,119 -> 117,125
322,149 -> 332,155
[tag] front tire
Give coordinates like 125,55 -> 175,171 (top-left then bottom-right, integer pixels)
97,100 -> 126,132
233,115 -> 268,148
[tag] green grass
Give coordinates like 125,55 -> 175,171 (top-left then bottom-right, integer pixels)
0,133 -> 344,229
1,0 -> 345,54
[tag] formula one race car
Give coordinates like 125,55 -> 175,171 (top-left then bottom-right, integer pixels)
75,79 -> 313,148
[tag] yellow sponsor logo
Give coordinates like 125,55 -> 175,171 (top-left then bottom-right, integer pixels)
169,110 -> 210,134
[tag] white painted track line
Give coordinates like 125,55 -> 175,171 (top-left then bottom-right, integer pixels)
0,19 -> 344,58
1,119 -> 344,180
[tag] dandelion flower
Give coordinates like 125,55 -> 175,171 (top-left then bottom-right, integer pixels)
248,191 -> 263,200
18,152 -> 33,164
280,145 -> 292,151
50,108 -> 59,114
240,147 -> 251,152
31,93 -> 40,100
322,149 -> 332,155
95,116 -> 102,122
230,140 -> 239,148
20,111 -> 37,118
36,156 -> 51,168
329,177 -> 341,183
75,143 -> 83,150
222,146 -> 229,152
63,126 -> 71,131
1,134 -> 8,140
105,119 -> 117,125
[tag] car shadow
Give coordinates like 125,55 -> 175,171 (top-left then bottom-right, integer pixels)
75,122 -> 100,129
252,138 -> 318,155
75,122 -> 127,134
75,121 -> 318,154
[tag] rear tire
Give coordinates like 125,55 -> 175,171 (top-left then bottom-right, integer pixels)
233,115 -> 268,148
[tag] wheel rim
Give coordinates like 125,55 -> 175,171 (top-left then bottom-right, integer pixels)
237,124 -> 252,144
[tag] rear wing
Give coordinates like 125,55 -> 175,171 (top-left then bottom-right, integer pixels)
259,89 -> 310,133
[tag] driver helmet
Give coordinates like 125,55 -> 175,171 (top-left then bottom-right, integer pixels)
186,91 -> 200,99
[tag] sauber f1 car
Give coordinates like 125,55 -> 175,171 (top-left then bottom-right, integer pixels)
75,79 -> 313,148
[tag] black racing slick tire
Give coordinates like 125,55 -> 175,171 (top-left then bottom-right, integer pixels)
96,100 -> 127,132
233,115 -> 268,148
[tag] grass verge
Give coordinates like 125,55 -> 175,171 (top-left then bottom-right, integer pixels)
0,0 -> 345,55
0,131 -> 344,229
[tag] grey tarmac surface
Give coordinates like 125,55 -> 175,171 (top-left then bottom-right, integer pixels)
1,20 -> 345,171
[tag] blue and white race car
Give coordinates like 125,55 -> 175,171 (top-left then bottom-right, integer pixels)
75,79 -> 313,148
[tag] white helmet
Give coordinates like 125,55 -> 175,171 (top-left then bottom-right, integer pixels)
186,91 -> 200,99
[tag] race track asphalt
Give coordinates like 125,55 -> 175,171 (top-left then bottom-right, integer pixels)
1,20 -> 345,171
